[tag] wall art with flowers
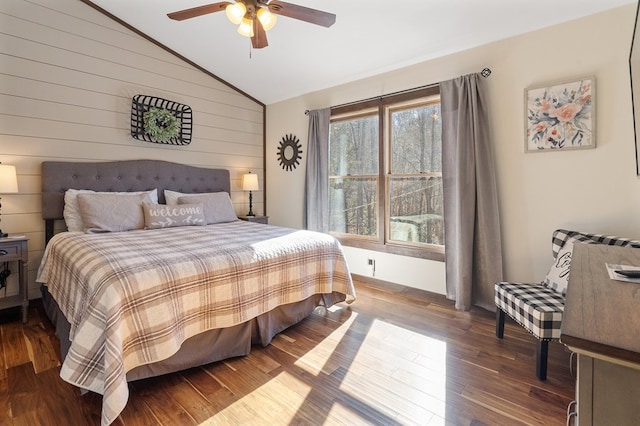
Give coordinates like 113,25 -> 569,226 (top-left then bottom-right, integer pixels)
525,76 -> 595,152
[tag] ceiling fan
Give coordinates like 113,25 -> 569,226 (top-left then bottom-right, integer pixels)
167,1 -> 336,49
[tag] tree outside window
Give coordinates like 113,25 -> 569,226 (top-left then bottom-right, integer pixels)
329,113 -> 379,238
329,89 -> 443,257
388,101 -> 443,246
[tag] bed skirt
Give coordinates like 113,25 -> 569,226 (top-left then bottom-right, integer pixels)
41,285 -> 345,382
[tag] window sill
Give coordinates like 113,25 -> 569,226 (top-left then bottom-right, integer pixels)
335,237 -> 445,262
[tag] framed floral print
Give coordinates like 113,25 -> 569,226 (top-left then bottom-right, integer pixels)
525,76 -> 595,152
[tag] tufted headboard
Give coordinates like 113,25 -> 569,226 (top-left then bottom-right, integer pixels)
41,159 -> 231,242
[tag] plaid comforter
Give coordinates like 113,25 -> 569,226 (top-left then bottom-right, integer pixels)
36,221 -> 355,425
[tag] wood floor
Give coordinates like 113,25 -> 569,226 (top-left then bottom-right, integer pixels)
0,280 -> 575,425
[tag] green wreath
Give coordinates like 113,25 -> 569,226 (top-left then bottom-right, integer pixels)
144,107 -> 181,142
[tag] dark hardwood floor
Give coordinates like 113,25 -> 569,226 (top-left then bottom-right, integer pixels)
0,280 -> 574,425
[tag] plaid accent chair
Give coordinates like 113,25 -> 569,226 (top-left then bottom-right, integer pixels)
495,229 -> 640,380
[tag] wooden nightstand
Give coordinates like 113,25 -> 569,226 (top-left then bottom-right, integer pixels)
238,215 -> 269,224
0,236 -> 28,322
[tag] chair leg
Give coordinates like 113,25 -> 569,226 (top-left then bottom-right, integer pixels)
496,309 -> 505,338
536,340 -> 549,380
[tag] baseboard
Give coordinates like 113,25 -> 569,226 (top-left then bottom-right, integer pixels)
351,273 -> 452,306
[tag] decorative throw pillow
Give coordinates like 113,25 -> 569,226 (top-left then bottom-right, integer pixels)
177,192 -> 238,224
143,203 -> 206,229
543,235 -> 595,295
76,192 -> 153,233
64,189 -> 158,232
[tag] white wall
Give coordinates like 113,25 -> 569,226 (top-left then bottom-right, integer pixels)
0,0 -> 264,299
266,5 -> 640,294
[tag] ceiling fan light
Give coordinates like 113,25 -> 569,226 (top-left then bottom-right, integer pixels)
225,2 -> 246,25
257,8 -> 277,31
237,17 -> 254,37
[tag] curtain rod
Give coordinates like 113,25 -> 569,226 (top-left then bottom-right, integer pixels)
304,68 -> 492,115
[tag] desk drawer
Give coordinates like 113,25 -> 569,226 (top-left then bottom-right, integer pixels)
0,241 -> 24,262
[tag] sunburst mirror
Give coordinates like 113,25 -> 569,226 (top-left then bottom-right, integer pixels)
277,134 -> 303,171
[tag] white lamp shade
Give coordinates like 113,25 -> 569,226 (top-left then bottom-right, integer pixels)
257,8 -> 277,31
237,17 -> 254,37
225,2 -> 246,25
0,164 -> 18,193
242,173 -> 259,191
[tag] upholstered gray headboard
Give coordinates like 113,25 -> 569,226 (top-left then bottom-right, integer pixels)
41,159 -> 231,241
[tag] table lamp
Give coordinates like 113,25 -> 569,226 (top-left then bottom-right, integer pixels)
0,164 -> 19,238
242,172 -> 259,217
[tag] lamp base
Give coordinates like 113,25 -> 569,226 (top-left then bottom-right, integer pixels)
246,190 -> 255,216
0,231 -> 7,238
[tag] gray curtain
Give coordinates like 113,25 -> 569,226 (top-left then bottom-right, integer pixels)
441,73 -> 503,311
304,108 -> 331,232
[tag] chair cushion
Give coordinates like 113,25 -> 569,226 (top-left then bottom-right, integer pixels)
495,282 -> 565,340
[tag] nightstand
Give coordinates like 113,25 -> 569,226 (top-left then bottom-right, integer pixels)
238,215 -> 269,224
0,236 -> 28,322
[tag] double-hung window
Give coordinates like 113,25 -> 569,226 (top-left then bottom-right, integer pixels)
328,86 -> 444,261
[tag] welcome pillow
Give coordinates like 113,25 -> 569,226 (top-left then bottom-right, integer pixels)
543,235 -> 595,295
143,203 -> 206,229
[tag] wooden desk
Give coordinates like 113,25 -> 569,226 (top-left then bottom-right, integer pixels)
0,236 -> 29,322
561,243 -> 640,425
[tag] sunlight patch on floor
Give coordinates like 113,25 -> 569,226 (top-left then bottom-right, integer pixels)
323,400 -> 381,425
294,311 -> 360,375
338,319 -> 448,421
201,371 -> 311,425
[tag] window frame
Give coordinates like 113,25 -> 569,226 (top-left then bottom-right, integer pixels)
329,85 -> 444,262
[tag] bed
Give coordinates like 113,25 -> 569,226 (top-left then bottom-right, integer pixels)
36,159 -> 355,426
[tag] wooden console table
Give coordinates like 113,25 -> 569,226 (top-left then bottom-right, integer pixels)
561,243 -> 640,425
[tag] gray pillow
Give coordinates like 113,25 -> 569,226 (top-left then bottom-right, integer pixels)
143,203 -> 206,229
177,192 -> 237,224
163,189 -> 187,206
77,192 -> 152,233
64,188 -> 158,232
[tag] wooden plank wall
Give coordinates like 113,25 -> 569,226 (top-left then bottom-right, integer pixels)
0,0 -> 265,299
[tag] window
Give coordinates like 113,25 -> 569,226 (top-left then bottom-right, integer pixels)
329,111 -> 379,238
328,87 -> 444,260
388,100 -> 443,246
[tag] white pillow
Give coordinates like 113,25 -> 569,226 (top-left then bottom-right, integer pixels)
76,192 -> 153,233
64,189 -> 158,232
543,235 -> 594,295
177,192 -> 238,224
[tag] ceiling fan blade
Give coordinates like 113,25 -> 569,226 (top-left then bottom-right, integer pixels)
268,1 -> 336,27
167,2 -> 231,21
252,18 -> 269,49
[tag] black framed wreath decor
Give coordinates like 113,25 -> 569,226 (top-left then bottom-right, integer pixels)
277,134 -> 303,171
144,107 -> 180,142
131,95 -> 193,145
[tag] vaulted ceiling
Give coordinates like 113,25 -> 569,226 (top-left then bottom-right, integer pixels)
86,0 -> 635,105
